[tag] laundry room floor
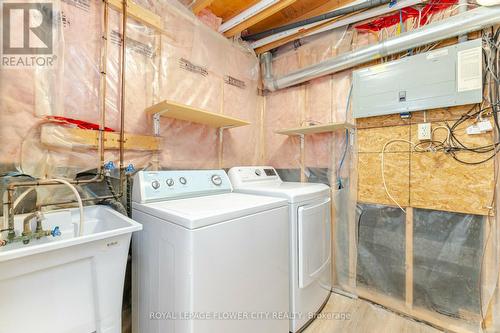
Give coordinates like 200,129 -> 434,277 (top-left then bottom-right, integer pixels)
303,293 -> 443,333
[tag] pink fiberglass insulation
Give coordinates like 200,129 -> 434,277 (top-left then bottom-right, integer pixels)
222,47 -> 261,167
263,5 -> 458,173
264,86 -> 303,169
197,8 -> 223,32
0,0 -> 260,176
264,27 -> 355,172
264,51 -> 303,169
155,4 -> 259,169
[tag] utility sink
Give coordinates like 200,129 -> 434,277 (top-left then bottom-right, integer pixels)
0,205 -> 142,333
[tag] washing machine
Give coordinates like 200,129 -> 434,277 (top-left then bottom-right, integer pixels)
228,166 -> 332,333
131,170 -> 290,333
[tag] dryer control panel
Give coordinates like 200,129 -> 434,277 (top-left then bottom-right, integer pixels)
132,170 -> 232,203
228,166 -> 282,188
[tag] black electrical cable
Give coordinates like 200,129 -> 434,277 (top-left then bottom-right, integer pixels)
105,176 -> 120,201
126,175 -> 132,217
242,0 -> 392,41
429,29 -> 500,166
0,173 -> 35,179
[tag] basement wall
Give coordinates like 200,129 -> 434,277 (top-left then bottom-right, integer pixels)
263,5 -> 500,333
0,0 -> 262,179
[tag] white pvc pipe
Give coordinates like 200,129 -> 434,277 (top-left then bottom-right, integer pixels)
219,0 -> 279,33
477,0 -> 500,5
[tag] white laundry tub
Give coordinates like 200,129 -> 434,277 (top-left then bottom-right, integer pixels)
0,205 -> 142,333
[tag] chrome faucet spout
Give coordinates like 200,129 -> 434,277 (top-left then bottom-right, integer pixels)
23,211 -> 44,237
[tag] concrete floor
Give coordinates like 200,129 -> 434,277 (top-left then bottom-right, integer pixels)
303,293 -> 443,333
123,291 -> 444,333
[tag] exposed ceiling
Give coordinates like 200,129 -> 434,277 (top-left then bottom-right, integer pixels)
244,0 -> 353,35
190,0 -> 358,41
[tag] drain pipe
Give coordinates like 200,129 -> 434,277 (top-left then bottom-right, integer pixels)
263,5 -> 500,91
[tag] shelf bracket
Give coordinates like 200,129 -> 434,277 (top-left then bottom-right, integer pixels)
299,134 -> 306,182
218,127 -> 225,169
153,112 -> 162,136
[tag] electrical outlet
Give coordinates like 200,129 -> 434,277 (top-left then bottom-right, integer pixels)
418,123 -> 432,141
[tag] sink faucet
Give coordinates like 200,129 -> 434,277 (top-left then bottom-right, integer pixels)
23,211 -> 45,238
1,208 -> 59,246
5,178 -> 84,241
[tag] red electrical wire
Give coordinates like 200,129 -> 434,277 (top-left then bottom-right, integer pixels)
46,116 -> 115,132
354,0 -> 458,32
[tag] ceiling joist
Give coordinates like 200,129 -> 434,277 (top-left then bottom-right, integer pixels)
191,0 -> 215,14
289,0 -> 357,24
246,0 -> 356,35
223,0 -> 298,38
254,10 -> 362,54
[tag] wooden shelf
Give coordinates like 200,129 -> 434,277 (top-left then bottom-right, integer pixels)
276,122 -> 353,136
145,100 -> 250,128
41,125 -> 161,151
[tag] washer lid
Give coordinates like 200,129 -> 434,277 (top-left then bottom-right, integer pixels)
132,192 -> 287,229
230,182 -> 330,203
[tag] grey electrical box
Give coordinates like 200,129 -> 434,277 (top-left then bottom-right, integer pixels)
352,39 -> 483,119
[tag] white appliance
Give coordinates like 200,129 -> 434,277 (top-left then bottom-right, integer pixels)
228,166 -> 332,333
131,170 -> 290,333
0,205 -> 142,333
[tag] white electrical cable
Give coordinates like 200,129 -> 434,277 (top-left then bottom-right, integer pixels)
432,125 -> 451,145
381,139 -> 416,213
43,179 -> 84,236
476,0 -> 500,6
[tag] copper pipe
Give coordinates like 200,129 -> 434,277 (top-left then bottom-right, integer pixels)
38,195 -> 116,208
3,0 -> 128,237
98,0 -> 110,175
119,0 -> 127,194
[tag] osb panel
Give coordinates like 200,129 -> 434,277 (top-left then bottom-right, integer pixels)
410,151 -> 494,216
409,118 -> 494,149
358,125 -> 410,153
356,105 -> 476,129
358,152 -> 410,207
410,104 -> 477,124
356,114 -> 411,129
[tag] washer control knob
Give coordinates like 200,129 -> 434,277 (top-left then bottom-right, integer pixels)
166,178 -> 174,187
179,177 -> 187,185
255,169 -> 262,176
151,180 -> 160,189
211,175 -> 222,186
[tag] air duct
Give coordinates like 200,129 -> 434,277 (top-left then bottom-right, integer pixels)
263,6 -> 500,91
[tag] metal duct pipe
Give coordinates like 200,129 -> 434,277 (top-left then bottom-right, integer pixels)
457,0 -> 468,43
244,0 -> 392,41
261,52 -> 275,90
264,5 -> 500,91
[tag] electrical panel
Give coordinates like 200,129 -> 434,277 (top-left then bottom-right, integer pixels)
352,39 -> 483,119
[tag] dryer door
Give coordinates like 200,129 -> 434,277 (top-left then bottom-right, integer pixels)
297,197 -> 331,288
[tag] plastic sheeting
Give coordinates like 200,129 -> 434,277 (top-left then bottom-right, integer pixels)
0,0 -> 261,179
356,203 -> 406,301
413,209 -> 485,319
262,4 -> 500,330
